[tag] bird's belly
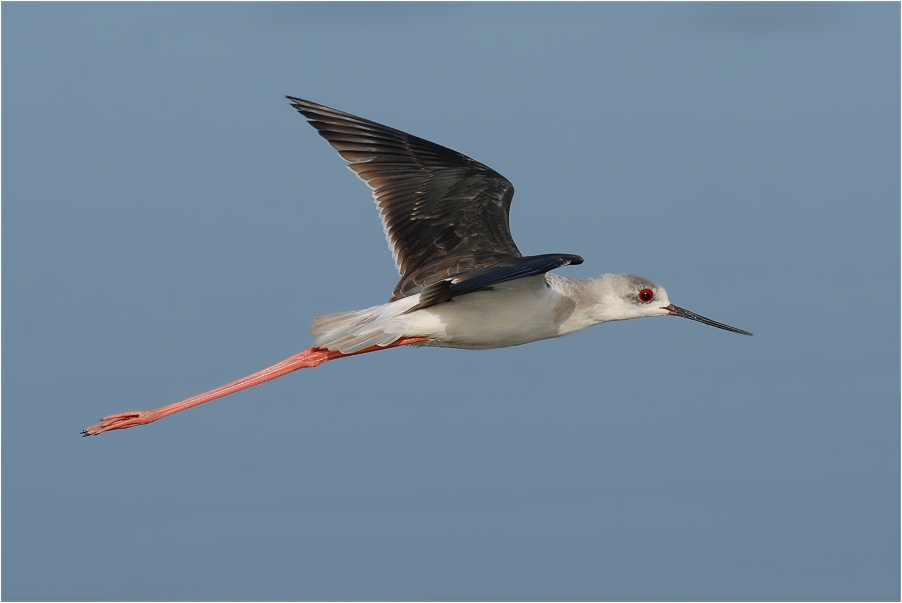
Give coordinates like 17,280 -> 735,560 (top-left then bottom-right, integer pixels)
403,280 -> 566,350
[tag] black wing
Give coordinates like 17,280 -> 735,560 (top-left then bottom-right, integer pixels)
288,97 -> 523,300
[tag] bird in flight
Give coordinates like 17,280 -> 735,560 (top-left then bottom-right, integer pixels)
82,97 -> 751,436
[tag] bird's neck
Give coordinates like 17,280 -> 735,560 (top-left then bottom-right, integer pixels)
545,274 -> 619,334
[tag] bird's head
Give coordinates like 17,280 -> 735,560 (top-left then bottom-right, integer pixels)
593,274 -> 752,335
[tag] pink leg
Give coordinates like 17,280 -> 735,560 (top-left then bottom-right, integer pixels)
82,336 -> 428,436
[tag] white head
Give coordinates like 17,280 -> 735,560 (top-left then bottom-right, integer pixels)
590,274 -> 752,335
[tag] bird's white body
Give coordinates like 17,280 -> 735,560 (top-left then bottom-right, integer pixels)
312,273 -> 674,353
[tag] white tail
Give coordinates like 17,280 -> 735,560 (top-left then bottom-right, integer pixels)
311,309 -> 373,336
310,297 -> 422,354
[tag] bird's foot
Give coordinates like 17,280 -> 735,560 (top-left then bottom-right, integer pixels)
82,411 -> 152,436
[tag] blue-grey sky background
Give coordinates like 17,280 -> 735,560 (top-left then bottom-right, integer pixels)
3,3 -> 899,601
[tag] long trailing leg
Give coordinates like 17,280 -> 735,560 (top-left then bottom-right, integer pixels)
81,336 -> 428,436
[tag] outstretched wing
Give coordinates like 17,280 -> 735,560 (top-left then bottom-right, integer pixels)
288,97 -> 523,300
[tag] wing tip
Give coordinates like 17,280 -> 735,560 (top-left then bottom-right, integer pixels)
286,95 -> 315,113
287,96 -> 338,121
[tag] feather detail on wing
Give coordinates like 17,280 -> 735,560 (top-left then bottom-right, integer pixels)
288,97 -> 524,300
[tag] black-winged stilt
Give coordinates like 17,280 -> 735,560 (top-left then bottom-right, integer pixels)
83,97 -> 750,436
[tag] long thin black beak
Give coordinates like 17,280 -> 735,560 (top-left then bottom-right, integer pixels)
664,304 -> 753,336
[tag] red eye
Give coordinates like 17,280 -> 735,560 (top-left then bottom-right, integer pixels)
639,289 -> 654,302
